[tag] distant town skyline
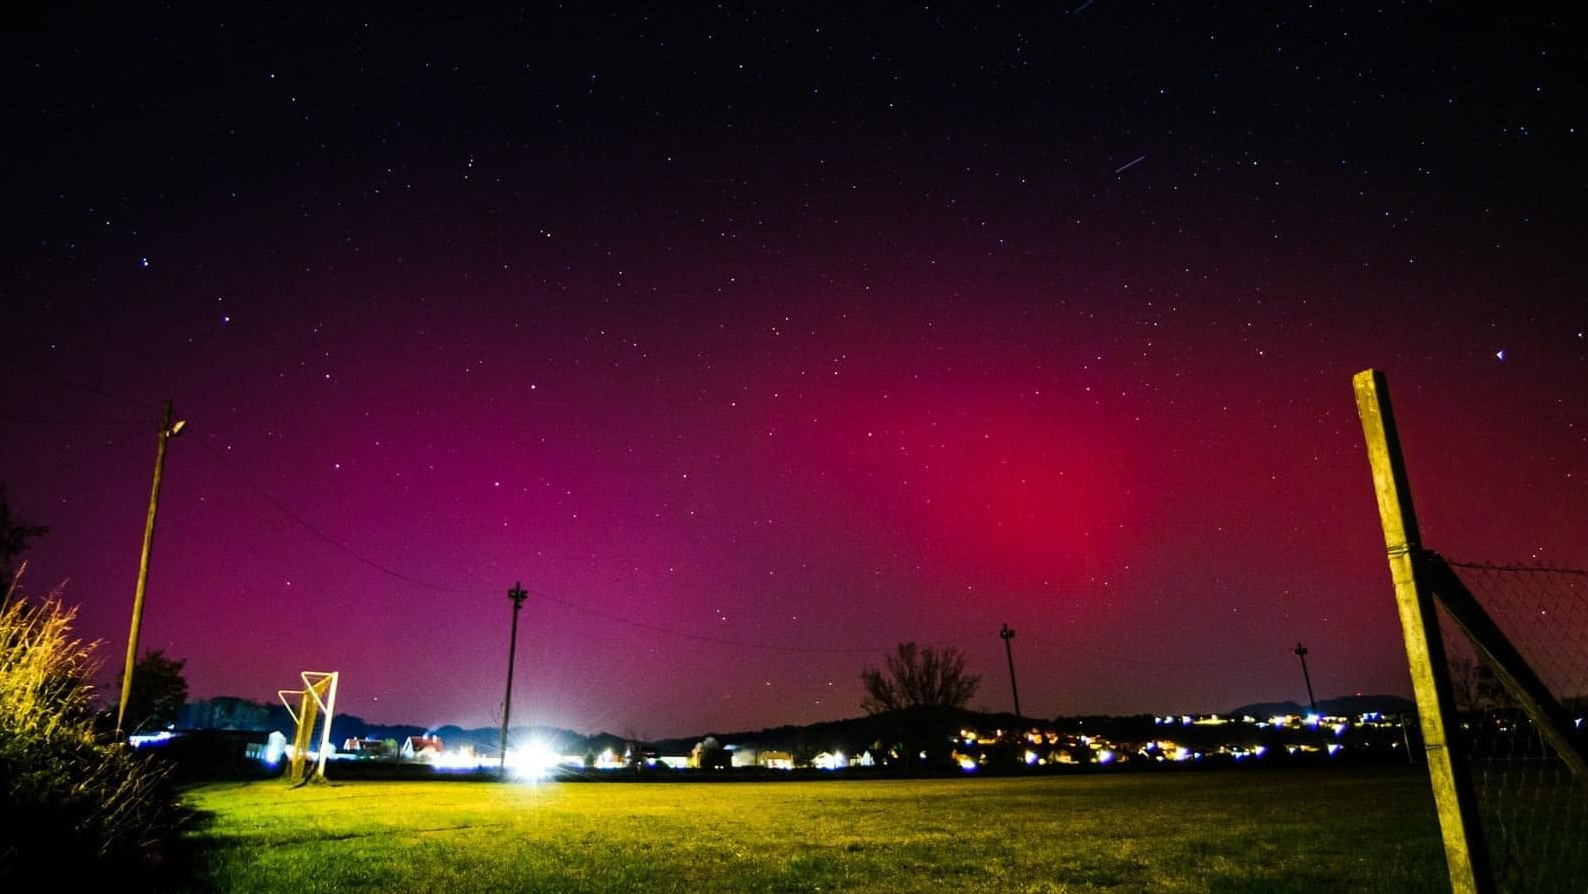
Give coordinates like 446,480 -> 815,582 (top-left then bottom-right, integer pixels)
4,6 -> 1584,738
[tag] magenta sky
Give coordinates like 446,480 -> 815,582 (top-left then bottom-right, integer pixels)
4,7 -> 1584,737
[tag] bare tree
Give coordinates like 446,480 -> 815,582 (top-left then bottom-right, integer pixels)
861,642 -> 981,713
1,484 -> 48,591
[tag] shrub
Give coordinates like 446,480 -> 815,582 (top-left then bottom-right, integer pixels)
0,577 -> 184,882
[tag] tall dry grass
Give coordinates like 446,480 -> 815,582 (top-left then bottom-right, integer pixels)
0,569 -> 183,881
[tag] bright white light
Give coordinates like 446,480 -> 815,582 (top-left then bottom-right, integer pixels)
812,751 -> 848,770
957,755 -> 978,771
1024,750 -> 1039,765
1327,743 -> 1343,756
1304,713 -> 1320,727
1097,750 -> 1115,764
506,740 -> 562,779
433,750 -> 489,771
261,734 -> 286,766
128,731 -> 174,749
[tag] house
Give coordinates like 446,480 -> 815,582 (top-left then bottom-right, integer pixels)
758,750 -> 794,770
811,751 -> 847,770
401,735 -> 443,761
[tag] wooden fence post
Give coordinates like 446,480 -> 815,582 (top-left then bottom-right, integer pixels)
1353,369 -> 1493,894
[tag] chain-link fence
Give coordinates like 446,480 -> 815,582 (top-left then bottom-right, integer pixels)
1437,560 -> 1588,894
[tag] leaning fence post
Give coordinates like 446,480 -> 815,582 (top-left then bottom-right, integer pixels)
1353,369 -> 1493,894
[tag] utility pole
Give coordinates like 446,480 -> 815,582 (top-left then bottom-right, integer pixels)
501,581 -> 529,776
115,400 -> 185,739
1294,641 -> 1319,717
1000,624 -> 1022,736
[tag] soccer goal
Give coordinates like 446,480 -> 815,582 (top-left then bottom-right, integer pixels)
1354,370 -> 1588,894
278,671 -> 340,786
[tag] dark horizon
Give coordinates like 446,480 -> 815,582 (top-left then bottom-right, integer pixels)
4,6 -> 1584,737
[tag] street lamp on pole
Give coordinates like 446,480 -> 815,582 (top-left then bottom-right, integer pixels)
501,581 -> 529,776
115,399 -> 185,739
1000,623 -> 1022,735
1294,641 -> 1319,717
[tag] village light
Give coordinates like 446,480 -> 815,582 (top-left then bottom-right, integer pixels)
505,740 -> 560,780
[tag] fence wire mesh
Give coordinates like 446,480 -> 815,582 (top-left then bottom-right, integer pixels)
1437,560 -> 1588,894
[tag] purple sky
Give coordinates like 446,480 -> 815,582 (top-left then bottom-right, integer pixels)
3,6 -> 1584,737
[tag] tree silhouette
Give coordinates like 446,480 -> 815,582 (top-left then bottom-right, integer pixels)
1,484 -> 49,586
119,650 -> 188,734
861,642 -> 981,714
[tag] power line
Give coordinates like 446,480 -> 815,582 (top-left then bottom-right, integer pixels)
1069,646 -> 1280,669
1023,632 -> 1280,669
196,437 -> 476,595
12,436 -> 126,488
196,434 -> 972,655
0,357 -> 159,410
0,413 -> 155,427
529,585 -> 984,655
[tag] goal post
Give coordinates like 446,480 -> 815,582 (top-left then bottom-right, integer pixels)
1421,554 -> 1588,782
278,671 -> 339,786
1354,369 -> 1588,893
1353,369 -> 1494,894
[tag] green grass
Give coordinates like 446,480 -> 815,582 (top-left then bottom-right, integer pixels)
173,767 -> 1450,893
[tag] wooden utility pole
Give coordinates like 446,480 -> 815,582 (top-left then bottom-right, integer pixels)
1000,624 -> 1022,733
1293,642 -> 1318,716
116,400 -> 184,738
500,581 -> 529,775
1353,369 -> 1493,894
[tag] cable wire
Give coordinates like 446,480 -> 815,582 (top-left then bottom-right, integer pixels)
1023,632 -> 1281,668
0,414 -> 155,427
0,357 -> 159,410
197,434 -> 974,655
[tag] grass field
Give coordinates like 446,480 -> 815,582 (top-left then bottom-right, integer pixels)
174,767 -> 1451,893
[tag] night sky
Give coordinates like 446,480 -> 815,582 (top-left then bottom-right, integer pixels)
3,5 -> 1584,738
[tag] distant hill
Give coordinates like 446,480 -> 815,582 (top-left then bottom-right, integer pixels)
181,694 -> 1414,759
1228,694 -> 1414,718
